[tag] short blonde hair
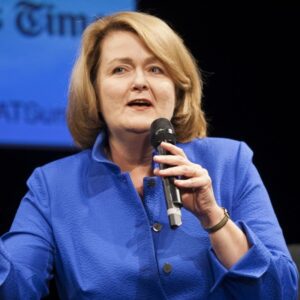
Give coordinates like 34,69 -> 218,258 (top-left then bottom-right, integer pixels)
67,11 -> 207,149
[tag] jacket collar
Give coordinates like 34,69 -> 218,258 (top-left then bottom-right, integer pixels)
91,130 -> 159,171
91,130 -> 121,173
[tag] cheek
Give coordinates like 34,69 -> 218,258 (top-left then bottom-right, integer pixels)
98,80 -> 122,111
158,82 -> 176,108
100,80 -> 115,99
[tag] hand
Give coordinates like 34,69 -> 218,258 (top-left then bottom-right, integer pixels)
153,142 -> 222,227
154,143 -> 250,268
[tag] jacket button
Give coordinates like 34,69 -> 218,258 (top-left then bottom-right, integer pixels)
147,179 -> 156,188
152,222 -> 163,232
163,263 -> 172,274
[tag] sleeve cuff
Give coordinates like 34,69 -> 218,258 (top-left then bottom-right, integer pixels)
208,221 -> 271,292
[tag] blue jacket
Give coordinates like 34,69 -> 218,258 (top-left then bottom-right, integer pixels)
0,132 -> 298,299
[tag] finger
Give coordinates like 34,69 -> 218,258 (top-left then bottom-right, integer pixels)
153,154 -> 188,166
153,168 -> 160,175
156,164 -> 203,178
159,142 -> 187,158
175,176 -> 212,189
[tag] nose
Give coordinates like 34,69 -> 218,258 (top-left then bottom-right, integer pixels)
131,69 -> 148,91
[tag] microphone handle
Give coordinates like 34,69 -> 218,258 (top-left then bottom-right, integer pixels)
157,145 -> 182,229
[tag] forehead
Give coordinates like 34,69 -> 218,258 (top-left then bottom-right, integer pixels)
100,30 -> 155,63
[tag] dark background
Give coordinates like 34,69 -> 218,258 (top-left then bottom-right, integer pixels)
1,1 -> 299,251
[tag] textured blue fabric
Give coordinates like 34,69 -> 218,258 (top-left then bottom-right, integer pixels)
0,132 -> 298,299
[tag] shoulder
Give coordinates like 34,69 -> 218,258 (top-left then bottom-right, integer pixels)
179,137 -> 254,168
181,136 -> 252,157
42,149 -> 91,173
27,149 -> 92,188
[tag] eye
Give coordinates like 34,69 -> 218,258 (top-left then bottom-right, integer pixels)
112,66 -> 126,74
150,66 -> 164,74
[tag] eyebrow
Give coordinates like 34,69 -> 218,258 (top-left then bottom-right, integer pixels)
106,56 -> 161,67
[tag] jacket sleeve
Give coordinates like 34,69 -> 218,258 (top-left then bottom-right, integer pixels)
208,141 -> 299,299
0,167 -> 54,299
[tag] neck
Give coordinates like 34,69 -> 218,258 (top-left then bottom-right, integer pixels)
107,131 -> 153,173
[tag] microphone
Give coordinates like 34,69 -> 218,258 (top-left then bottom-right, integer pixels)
150,118 -> 183,229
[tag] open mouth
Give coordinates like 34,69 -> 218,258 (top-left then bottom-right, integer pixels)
127,99 -> 152,107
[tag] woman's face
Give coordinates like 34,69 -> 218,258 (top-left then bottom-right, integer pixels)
96,30 -> 176,136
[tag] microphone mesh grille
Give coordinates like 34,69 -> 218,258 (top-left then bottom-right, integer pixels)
150,118 -> 176,148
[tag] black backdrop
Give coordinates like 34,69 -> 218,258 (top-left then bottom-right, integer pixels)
0,0 -> 299,286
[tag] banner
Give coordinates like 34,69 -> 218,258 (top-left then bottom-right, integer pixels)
0,0 -> 135,147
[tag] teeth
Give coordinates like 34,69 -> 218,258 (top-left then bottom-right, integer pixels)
128,100 -> 151,106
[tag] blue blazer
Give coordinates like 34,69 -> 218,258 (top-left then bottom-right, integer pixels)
0,132 -> 298,299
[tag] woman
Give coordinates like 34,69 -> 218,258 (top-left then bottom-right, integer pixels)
0,11 -> 298,299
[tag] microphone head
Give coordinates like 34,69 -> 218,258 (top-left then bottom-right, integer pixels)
150,118 -> 176,148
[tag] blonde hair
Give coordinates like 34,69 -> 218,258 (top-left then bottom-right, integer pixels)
67,11 -> 207,149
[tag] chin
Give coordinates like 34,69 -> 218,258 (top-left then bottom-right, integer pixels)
124,118 -> 154,133
132,116 -> 155,126
126,124 -> 151,134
